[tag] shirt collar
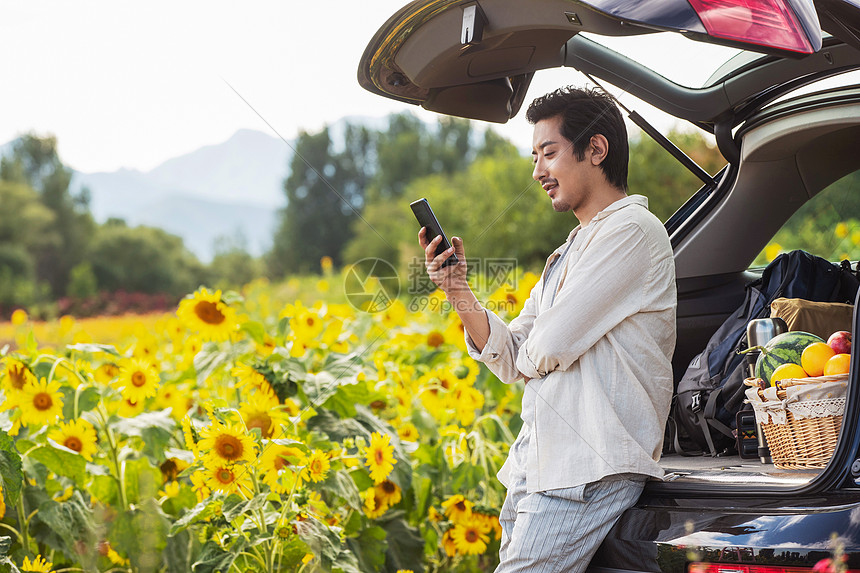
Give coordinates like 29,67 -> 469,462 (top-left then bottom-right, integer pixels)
560,194 -> 648,245
590,194 -> 648,224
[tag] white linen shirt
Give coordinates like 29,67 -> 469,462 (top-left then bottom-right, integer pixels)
466,195 -> 677,493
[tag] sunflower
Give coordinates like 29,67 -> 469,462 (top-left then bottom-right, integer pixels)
397,422 -> 419,442
116,396 -> 145,418
10,308 -> 28,325
49,419 -> 98,461
21,555 -> 54,572
301,449 -> 330,483
259,444 -> 306,493
375,479 -> 401,507
155,383 -> 191,420
117,358 -> 160,402
451,385 -> 485,427
476,512 -> 503,540
231,363 -> 272,394
426,330 -> 446,348
441,494 -> 473,523
160,457 -> 190,482
450,515 -> 491,555
198,421 -> 257,467
18,378 -> 64,426
94,362 -> 119,384
1,358 -> 36,397
0,483 -> 6,518
239,391 -> 287,439
362,487 -> 389,519
177,288 -> 237,341
190,470 -> 211,502
364,432 -> 397,484
441,528 -> 458,557
200,464 -> 253,497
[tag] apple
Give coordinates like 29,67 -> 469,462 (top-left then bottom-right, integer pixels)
827,330 -> 852,355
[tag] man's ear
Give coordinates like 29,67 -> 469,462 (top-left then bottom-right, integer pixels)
590,134 -> 609,166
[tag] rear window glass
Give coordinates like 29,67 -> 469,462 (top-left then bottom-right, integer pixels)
754,169 -> 860,266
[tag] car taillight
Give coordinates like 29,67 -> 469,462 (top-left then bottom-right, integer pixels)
686,0 -> 815,54
690,564 -> 860,573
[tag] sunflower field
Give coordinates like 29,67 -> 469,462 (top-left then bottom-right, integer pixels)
0,269 -> 538,573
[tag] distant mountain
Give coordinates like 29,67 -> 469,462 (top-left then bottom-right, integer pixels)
7,116 -> 394,262
145,129 -> 291,207
71,129 -> 291,261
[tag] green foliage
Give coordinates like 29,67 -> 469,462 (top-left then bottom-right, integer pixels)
0,134 -> 96,297
208,248 -> 263,290
0,431 -> 23,505
754,170 -> 860,265
347,149 -> 575,273
110,499 -> 171,572
627,129 -> 726,222
268,125 -> 373,276
66,261 -> 98,298
88,222 -> 206,296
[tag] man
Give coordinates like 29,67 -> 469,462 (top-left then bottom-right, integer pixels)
419,86 -> 676,572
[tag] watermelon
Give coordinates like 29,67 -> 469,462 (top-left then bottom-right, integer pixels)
753,331 -> 824,383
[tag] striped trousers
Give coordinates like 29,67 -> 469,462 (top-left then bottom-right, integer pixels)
495,429 -> 646,572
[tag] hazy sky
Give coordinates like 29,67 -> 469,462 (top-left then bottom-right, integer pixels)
1,1 -> 739,174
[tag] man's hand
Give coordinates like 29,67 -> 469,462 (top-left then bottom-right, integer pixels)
419,228 -> 468,295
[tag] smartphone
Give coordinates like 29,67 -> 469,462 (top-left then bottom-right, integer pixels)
410,198 -> 459,268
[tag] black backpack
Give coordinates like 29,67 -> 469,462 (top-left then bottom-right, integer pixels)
671,250 -> 860,456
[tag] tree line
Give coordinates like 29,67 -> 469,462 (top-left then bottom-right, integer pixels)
0,116 -> 726,318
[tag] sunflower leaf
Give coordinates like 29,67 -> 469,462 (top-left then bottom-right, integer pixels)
377,511 -> 425,573
124,456 -> 161,505
0,431 -> 23,505
28,444 -> 86,486
88,474 -> 119,506
194,343 -> 229,383
109,499 -> 170,571
321,379 -> 382,418
191,538 -> 246,573
296,517 -> 341,564
221,492 -> 268,522
169,493 -> 225,535
239,320 -> 266,344
324,469 -> 362,511
66,343 -> 121,356
34,491 -> 97,556
164,529 -> 191,573
112,409 -> 175,438
346,525 -> 387,572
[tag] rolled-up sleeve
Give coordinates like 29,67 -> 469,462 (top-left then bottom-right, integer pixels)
465,279 -> 541,384
515,222 -> 648,378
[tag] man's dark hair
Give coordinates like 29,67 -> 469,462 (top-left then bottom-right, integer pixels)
525,86 -> 628,190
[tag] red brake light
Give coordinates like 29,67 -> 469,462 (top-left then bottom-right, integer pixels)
686,0 -> 814,54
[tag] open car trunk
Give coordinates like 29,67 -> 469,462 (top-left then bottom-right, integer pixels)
359,0 -> 860,497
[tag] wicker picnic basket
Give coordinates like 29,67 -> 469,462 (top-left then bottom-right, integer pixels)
745,374 -> 848,469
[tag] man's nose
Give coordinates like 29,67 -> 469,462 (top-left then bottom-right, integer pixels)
532,159 -> 545,181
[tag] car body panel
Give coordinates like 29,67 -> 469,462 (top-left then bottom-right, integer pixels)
591,493 -> 860,570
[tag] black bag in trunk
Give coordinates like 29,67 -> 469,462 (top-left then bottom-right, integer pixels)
672,250 -> 859,456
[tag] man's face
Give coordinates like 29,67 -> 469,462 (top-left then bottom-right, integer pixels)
531,115 -> 591,214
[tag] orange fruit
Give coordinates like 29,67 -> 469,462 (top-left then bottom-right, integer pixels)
770,362 -> 808,386
823,353 -> 851,376
801,342 -> 837,377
